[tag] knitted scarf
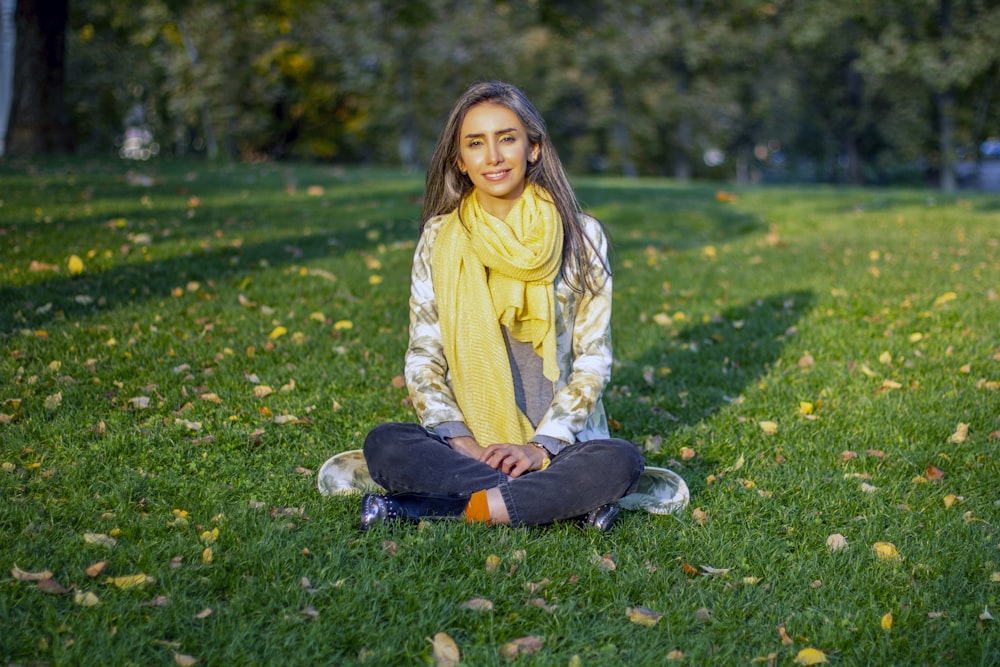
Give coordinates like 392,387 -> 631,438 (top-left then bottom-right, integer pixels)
432,184 -> 564,446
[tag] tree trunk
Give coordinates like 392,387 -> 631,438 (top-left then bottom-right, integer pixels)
178,19 -> 219,160
0,0 -> 15,155
611,81 -> 636,178
936,0 -> 956,192
844,63 -> 864,185
672,60 -> 692,180
937,89 -> 957,192
7,0 -> 73,154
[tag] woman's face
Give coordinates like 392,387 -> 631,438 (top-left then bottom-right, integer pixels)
457,102 -> 539,220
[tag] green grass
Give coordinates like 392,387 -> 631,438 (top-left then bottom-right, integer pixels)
1,158 -> 998,666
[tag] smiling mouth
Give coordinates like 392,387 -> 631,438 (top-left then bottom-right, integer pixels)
482,169 -> 510,181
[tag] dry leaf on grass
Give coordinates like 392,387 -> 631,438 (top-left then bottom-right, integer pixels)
106,574 -> 154,589
626,606 -> 662,627
499,636 -> 543,660
794,647 -> 828,665
459,597 -> 494,612
11,565 -> 54,581
692,507 -> 707,526
758,421 -> 778,435
591,553 -> 616,571
430,632 -> 461,667
83,532 -> 117,548
872,542 -> 899,560
74,590 -> 100,606
37,578 -> 71,594
826,534 -> 849,552
947,423 -> 969,444
84,560 -> 108,577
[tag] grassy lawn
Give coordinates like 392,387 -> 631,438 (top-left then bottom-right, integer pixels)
1,158 -> 998,666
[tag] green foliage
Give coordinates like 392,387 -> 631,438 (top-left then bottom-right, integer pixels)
59,0 -> 1000,184
1,161 -> 999,665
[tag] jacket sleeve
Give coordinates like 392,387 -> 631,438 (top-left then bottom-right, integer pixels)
533,216 -> 613,444
404,217 -> 467,429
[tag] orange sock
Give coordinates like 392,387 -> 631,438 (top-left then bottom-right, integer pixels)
464,490 -> 491,524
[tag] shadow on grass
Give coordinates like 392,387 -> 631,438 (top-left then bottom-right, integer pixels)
0,214 -> 420,333
607,291 -> 814,490
576,181 -> 764,251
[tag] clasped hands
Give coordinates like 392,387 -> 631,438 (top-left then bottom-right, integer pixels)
448,435 -> 547,478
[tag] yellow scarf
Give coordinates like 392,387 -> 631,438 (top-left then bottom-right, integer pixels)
432,184 -> 564,446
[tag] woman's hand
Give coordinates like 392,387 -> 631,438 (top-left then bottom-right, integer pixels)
480,443 -> 547,479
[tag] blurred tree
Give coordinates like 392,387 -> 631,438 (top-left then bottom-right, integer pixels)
857,0 -> 1000,190
47,0 -> 1000,188
7,0 -> 73,153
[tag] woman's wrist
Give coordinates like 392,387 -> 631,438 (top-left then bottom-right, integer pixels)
527,442 -> 551,471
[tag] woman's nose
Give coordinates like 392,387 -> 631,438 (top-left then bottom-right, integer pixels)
487,141 -> 504,164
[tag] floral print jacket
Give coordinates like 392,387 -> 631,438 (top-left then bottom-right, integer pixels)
404,212 -> 613,446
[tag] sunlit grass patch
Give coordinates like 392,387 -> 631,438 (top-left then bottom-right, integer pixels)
1,160 -> 998,665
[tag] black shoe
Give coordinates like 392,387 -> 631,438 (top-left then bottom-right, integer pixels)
360,494 -> 405,531
582,503 -> 620,532
359,493 -> 470,531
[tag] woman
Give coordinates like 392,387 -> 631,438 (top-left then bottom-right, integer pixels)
361,81 -> 643,531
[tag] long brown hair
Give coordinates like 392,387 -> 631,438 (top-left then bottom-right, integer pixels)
421,81 -> 609,294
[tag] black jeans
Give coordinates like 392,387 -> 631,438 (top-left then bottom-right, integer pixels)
363,422 -> 644,526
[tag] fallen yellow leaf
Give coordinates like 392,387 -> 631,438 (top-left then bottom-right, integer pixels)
485,554 -> 501,572
333,320 -> 353,330
627,606 -> 663,627
799,401 -> 814,415
794,647 -> 828,665
881,612 -> 893,630
173,653 -> 198,667
68,255 -> 84,275
254,385 -> 274,399
667,650 -> 684,661
74,590 -> 100,606
201,548 -> 213,564
872,542 -> 899,560
107,573 -> 153,589
309,312 -> 326,322
933,291 -> 957,307
947,423 -> 969,444
943,494 -> 960,509
269,326 -> 287,339
692,507 -> 707,526
758,421 -> 778,435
